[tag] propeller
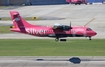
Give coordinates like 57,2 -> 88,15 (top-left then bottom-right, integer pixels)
69,21 -> 72,29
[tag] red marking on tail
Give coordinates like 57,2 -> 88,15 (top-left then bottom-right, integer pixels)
10,11 -> 36,33
10,11 -> 34,29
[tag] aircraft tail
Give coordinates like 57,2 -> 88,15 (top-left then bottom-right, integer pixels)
10,11 -> 33,29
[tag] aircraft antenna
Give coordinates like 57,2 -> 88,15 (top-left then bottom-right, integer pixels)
84,18 -> 95,26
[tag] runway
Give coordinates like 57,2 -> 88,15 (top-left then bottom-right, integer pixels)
0,56 -> 105,67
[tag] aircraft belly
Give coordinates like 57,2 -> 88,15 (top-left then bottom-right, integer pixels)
47,34 -> 85,38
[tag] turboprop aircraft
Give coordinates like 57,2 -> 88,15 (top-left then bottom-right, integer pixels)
10,11 -> 97,41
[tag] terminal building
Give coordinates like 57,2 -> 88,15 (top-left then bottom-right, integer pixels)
0,0 -> 104,6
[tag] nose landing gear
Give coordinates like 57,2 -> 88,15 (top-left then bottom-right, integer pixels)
89,36 -> 91,40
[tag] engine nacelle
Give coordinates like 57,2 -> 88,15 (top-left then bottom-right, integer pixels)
53,23 -> 70,31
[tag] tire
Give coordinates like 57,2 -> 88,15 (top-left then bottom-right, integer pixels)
60,39 -> 66,41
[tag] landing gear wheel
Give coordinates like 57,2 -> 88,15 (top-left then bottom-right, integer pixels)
60,39 -> 66,41
55,38 -> 59,42
89,37 -> 91,40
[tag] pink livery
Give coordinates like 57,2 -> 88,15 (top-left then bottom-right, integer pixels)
10,11 -> 97,41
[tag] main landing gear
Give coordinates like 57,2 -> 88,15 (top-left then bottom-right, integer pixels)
55,38 -> 59,42
55,38 -> 67,42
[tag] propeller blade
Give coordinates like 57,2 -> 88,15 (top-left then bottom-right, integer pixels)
70,21 -> 71,27
70,21 -> 72,29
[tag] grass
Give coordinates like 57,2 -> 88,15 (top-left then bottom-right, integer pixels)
0,6 -> 9,9
0,26 -> 11,33
0,39 -> 105,56
0,17 -> 41,21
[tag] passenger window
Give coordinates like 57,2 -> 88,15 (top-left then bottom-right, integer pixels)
86,28 -> 92,31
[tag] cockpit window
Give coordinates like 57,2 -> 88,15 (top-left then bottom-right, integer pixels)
86,28 -> 92,31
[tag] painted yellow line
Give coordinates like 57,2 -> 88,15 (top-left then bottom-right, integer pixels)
84,18 -> 95,26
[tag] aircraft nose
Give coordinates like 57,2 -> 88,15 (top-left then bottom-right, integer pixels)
93,31 -> 97,36
86,31 -> 97,36
94,31 -> 97,35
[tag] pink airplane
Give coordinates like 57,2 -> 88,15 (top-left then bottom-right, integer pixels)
10,11 -> 97,41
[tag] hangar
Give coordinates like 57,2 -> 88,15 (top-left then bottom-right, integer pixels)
30,0 -> 67,5
0,0 -> 104,6
0,0 -> 25,6
0,0 -> 68,6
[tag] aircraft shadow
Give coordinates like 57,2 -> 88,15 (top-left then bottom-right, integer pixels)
37,57 -> 81,64
69,57 -> 81,64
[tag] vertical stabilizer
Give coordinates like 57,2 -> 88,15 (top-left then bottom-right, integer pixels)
10,11 -> 33,29
10,11 -> 34,33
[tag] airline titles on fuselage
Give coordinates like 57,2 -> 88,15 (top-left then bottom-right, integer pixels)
25,28 -> 87,36
26,28 -> 52,35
